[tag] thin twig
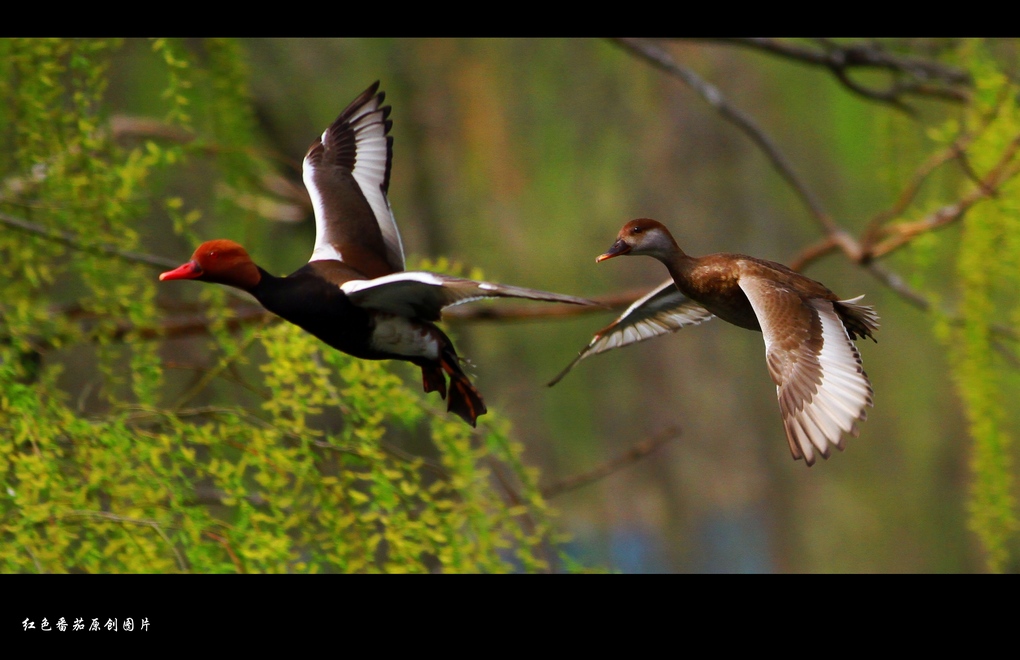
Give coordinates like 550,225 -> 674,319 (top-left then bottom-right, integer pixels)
202,531 -> 245,573
171,322 -> 269,411
860,135 -> 976,246
1,211 -> 256,307
61,510 -> 188,572
0,211 -> 181,270
787,235 -> 839,272
866,136 -> 1020,260
862,263 -> 931,310
541,426 -> 680,499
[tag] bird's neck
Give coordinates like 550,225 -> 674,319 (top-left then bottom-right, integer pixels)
654,246 -> 697,290
248,266 -> 281,299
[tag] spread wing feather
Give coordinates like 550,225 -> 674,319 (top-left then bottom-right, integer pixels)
303,81 -> 405,273
738,276 -> 874,466
341,271 -> 596,322
548,279 -> 714,386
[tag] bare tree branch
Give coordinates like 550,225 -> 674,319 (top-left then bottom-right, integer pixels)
541,426 -> 679,499
612,37 -> 837,234
864,133 -> 1020,260
860,133 -> 978,246
787,235 -> 839,273
693,38 -> 971,109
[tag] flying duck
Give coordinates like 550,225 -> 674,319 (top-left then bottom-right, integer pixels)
160,82 -> 594,426
550,218 -> 879,466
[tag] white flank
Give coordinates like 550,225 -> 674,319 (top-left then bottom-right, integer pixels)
370,313 -> 439,360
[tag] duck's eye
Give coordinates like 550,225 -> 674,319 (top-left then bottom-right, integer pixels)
631,226 -> 642,234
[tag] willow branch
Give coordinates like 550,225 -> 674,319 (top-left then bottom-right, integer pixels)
0,211 -> 181,270
865,134 -> 1020,260
107,114 -> 311,223
202,531 -> 244,573
860,135 -> 976,246
109,115 -> 197,145
0,212 -> 258,307
61,510 -> 188,572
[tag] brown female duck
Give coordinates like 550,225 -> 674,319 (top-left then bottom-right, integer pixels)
160,82 -> 594,426
551,218 -> 879,466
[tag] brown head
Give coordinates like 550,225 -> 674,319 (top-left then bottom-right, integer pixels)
159,239 -> 261,291
596,219 -> 680,263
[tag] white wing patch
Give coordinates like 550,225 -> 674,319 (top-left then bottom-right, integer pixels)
342,271 -> 593,320
347,101 -> 404,270
792,300 -> 873,460
302,156 -> 344,263
302,85 -> 405,270
340,272 -> 448,317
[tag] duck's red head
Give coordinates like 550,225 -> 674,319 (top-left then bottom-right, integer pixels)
159,239 -> 261,290
596,218 -> 678,263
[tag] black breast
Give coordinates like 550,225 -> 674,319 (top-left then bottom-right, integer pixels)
251,262 -> 378,359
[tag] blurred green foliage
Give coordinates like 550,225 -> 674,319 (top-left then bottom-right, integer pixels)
929,43 -> 1020,572
0,38 -> 559,573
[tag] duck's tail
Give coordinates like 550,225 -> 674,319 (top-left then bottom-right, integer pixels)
835,295 -> 880,342
441,354 -> 487,427
418,336 -> 487,427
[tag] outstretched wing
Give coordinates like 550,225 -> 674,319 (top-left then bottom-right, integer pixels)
341,271 -> 596,322
548,279 -> 715,386
303,81 -> 405,277
739,276 -> 874,466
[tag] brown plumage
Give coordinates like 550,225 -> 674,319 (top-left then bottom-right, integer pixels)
160,82 -> 594,426
554,218 -> 879,466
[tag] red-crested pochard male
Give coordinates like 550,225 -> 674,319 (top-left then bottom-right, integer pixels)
550,218 -> 879,466
160,82 -> 594,426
